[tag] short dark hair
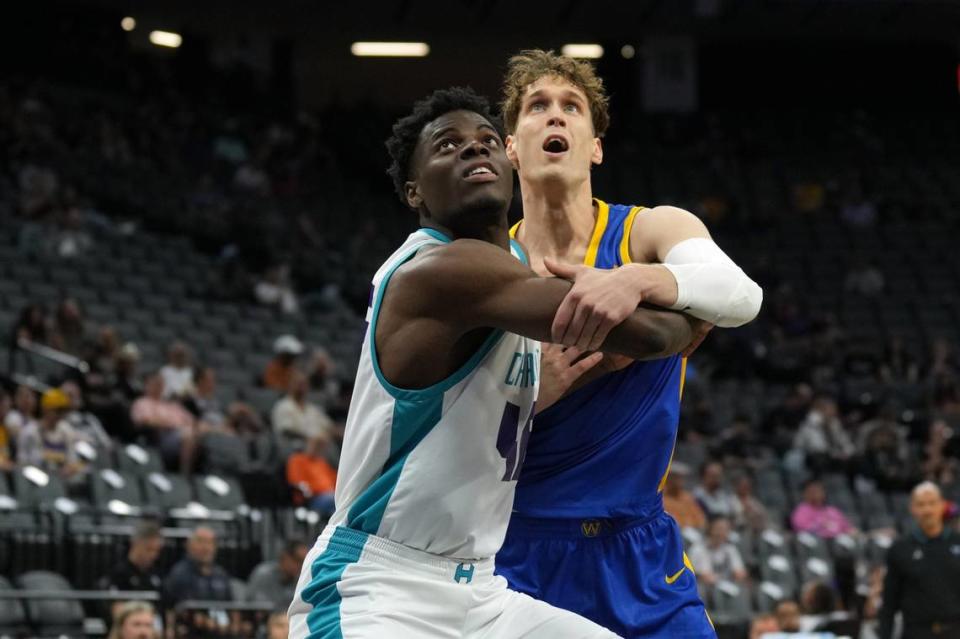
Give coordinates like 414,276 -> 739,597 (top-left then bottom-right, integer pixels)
282,538 -> 308,558
385,87 -> 502,205
803,581 -> 837,614
132,519 -> 163,542
802,477 -> 823,491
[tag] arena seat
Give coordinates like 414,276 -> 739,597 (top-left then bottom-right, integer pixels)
0,576 -> 28,637
142,472 -> 193,513
116,444 -> 164,477
15,571 -> 85,637
12,466 -> 66,511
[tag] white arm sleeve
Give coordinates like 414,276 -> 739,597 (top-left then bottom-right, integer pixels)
661,238 -> 763,328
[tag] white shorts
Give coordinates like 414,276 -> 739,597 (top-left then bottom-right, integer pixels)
289,525 -> 620,639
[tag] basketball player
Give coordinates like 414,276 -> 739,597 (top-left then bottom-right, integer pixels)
494,50 -> 763,638
288,87 -> 700,638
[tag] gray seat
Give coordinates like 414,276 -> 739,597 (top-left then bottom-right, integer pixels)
90,469 -> 144,513
710,579 -> 753,626
142,472 -> 193,513
13,466 -> 66,510
193,475 -> 245,512
116,444 -> 164,476
15,571 -> 85,636
759,554 -> 798,599
0,576 -> 28,636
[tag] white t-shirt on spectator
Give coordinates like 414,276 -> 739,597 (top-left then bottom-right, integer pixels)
687,540 -> 745,582
160,365 -> 195,399
271,396 -> 333,440
692,485 -> 738,519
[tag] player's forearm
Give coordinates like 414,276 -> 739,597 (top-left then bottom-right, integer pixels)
601,307 -> 694,360
656,238 -> 763,328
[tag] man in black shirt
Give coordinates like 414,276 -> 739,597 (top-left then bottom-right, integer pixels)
163,526 -> 235,637
104,520 -> 165,594
880,482 -> 960,639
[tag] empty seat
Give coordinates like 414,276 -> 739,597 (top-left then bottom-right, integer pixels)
116,444 -> 164,476
90,469 -> 144,513
710,579 -> 753,626
142,472 -> 193,513
12,466 -> 66,510
15,571 -> 85,637
193,475 -> 245,512
0,576 -> 28,637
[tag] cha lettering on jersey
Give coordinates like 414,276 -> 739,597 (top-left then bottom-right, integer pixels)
504,352 -> 538,388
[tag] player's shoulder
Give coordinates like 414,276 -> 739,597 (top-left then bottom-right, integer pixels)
391,238 -> 523,299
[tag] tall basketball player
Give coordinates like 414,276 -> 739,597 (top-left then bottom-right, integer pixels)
288,87 -> 700,638
494,51 -> 763,638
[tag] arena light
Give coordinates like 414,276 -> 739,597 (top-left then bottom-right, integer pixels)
120,16 -> 136,32
620,44 -> 635,59
350,42 -> 430,57
149,30 -> 182,49
561,44 -> 604,59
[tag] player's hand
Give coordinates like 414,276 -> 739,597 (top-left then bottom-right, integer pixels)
682,320 -> 714,357
544,258 -> 645,351
536,343 -> 603,413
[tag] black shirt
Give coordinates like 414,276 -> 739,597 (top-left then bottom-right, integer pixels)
103,557 -> 163,594
879,526 -> 960,639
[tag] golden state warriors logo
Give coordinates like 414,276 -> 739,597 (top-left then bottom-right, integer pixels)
581,520 -> 602,537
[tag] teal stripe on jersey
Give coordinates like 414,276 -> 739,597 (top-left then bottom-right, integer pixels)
303,527 -> 367,638
346,394 -> 443,534
510,238 -> 530,266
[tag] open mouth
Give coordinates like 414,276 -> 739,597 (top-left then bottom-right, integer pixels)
542,135 -> 569,154
462,162 -> 498,182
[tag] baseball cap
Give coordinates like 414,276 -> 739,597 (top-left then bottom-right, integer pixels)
41,388 -> 71,411
274,335 -> 304,355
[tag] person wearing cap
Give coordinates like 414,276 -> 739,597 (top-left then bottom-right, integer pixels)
17,387 -> 85,479
262,335 -> 303,391
879,481 -> 960,639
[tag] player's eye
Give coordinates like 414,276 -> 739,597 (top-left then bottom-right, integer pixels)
483,135 -> 500,146
564,103 -> 580,114
529,101 -> 546,113
438,139 -> 458,152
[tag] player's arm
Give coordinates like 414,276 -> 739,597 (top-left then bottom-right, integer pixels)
403,239 -> 695,360
545,206 -> 762,351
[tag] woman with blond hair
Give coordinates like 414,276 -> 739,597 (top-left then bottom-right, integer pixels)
108,601 -> 157,639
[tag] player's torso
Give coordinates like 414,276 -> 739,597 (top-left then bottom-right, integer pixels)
511,200 -> 684,518
332,229 -> 541,560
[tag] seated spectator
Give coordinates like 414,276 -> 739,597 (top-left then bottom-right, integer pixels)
262,335 -> 303,391
663,463 -> 706,531
5,385 -> 38,439
774,599 -> 802,633
10,303 -> 49,347
160,341 -> 195,400
790,478 -> 855,539
86,326 -> 122,377
926,337 -> 960,380
246,539 -> 308,611
61,380 -> 112,459
163,526 -> 234,636
0,389 -> 12,470
266,612 -> 289,639
287,433 -> 337,514
185,367 -> 225,427
857,411 -> 915,492
792,395 -> 854,473
687,517 -> 747,586
693,461 -> 738,519
17,388 -> 86,481
799,580 -> 844,632
254,263 -> 299,314
271,371 -> 334,441
198,401 -> 263,476
749,613 -> 779,639
130,373 -> 197,473
879,336 -> 919,384
49,298 -> 87,356
107,601 -> 158,639
731,474 -> 770,532
307,347 -> 341,411
103,520 -> 165,595
50,206 -> 93,258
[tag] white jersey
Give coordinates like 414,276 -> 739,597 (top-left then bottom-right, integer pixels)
330,228 -> 540,560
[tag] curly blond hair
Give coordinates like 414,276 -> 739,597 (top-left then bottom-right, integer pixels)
501,49 -> 610,137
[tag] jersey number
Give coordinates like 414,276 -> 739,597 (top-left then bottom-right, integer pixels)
496,402 -> 534,481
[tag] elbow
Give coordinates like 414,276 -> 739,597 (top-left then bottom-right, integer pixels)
715,280 -> 763,328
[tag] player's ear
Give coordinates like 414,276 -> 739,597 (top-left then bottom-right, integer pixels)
591,137 -> 603,166
405,181 -> 423,209
505,135 -> 519,170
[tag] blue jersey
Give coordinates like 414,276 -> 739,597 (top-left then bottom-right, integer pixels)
510,199 -> 686,519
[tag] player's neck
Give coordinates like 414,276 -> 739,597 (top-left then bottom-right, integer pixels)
422,218 -> 510,252
517,176 -> 595,260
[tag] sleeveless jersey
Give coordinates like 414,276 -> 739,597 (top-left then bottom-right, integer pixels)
509,199 -> 686,518
331,228 -> 541,560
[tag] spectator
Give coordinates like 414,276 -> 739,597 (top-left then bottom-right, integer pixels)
662,463 -> 706,531
799,580 -> 842,632
879,336 -> 919,384
774,599 -> 802,633
306,347 -> 341,411
197,401 -> 263,476
103,520 -> 165,598
50,206 -> 93,258
262,335 -> 303,391
163,526 -> 235,636
17,388 -> 85,481
0,389 -> 14,470
790,478 -> 855,539
87,326 -> 122,376
254,263 -> 299,314
49,298 -> 87,356
286,433 -> 337,514
926,338 -> 960,380
687,517 -> 747,586
879,482 -> 960,639
5,385 -> 38,452
271,370 -> 334,441
693,461 -> 738,519
159,341 -> 195,400
857,410 -> 915,492
130,373 -> 197,473
185,367 -> 225,427
61,380 -> 112,458
731,474 -> 770,532
11,303 -> 49,346
107,601 -> 158,639
748,614 -> 779,639
246,539 -> 308,611
792,395 -> 855,472
265,612 -> 289,639
922,419 -> 958,488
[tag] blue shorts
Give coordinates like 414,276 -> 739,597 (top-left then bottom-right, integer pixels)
496,505 -> 715,639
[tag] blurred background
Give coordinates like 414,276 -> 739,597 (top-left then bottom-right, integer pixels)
1,1 -> 959,637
